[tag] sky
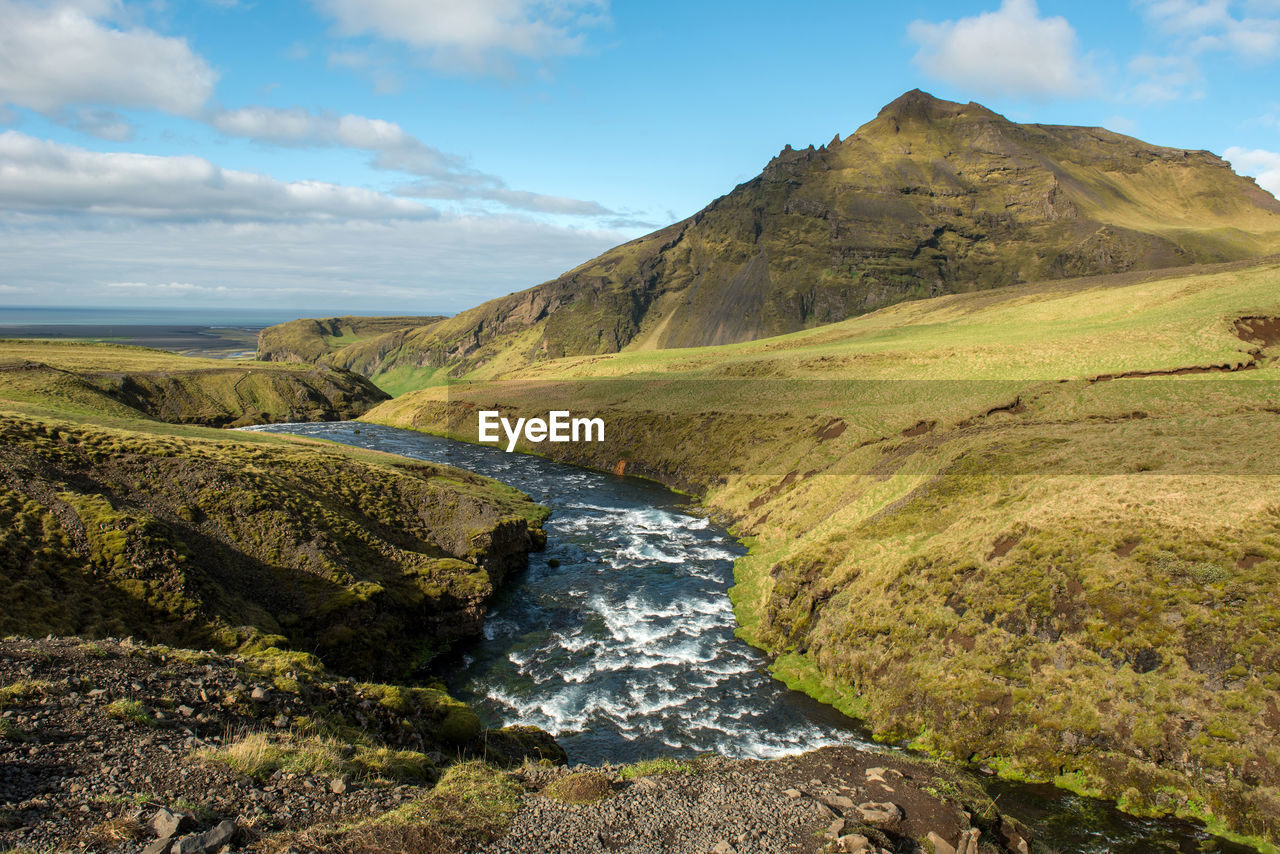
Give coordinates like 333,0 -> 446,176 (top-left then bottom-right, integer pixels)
1,0 -> 1278,316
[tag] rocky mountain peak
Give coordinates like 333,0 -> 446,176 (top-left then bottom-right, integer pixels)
871,88 -> 995,126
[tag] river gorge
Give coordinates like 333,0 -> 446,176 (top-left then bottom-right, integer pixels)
245,421 -> 1257,854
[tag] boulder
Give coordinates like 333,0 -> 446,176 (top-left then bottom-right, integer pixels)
174,820 -> 238,854
149,808 -> 193,839
926,832 -> 955,854
837,834 -> 872,853
855,801 -> 902,829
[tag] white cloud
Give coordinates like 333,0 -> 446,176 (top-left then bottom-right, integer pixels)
105,281 -> 228,294
210,106 -> 444,160
0,0 -> 217,116
394,181 -> 612,215
1137,0 -> 1280,59
61,107 -> 134,141
311,0 -> 609,72
1125,54 -> 1205,102
0,130 -> 437,221
0,216 -> 635,311
907,0 -> 1098,98
1224,146 -> 1280,198
208,105 -> 616,215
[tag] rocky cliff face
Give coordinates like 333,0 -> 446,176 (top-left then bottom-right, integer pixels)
313,89 -> 1280,380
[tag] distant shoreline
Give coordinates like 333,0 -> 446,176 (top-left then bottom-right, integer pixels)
0,323 -> 264,359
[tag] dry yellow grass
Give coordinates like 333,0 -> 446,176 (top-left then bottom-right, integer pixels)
364,259 -> 1280,844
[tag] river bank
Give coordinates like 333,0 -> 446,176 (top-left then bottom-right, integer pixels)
1,636 -> 1036,854
250,421 -> 1262,853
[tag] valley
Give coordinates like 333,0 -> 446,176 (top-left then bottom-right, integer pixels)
4,89 -> 1280,853
358,257 -> 1280,846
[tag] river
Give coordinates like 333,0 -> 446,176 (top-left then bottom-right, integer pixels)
244,421 -> 1257,854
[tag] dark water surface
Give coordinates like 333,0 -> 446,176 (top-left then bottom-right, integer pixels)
245,421 -> 1257,854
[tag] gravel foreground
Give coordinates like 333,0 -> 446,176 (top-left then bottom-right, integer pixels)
0,637 -> 1031,854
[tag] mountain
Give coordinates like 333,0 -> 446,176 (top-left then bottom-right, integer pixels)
256,314 -> 445,365
266,89 -> 1280,384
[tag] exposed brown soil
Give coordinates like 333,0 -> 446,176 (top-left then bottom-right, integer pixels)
1234,316 -> 1280,349
984,399 -> 1026,417
1114,540 -> 1140,558
1238,554 -> 1265,569
1092,361 -> 1258,381
816,419 -> 848,440
749,471 -> 800,510
987,533 -> 1023,560
901,420 -> 937,437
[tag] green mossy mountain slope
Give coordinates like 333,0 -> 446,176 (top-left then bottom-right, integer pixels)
0,340 -> 390,426
0,341 -> 547,680
256,315 -> 445,367
0,415 -> 546,679
274,90 -> 1280,387
364,260 -> 1280,844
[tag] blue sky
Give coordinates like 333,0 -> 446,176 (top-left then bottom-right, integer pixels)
1,0 -> 1278,316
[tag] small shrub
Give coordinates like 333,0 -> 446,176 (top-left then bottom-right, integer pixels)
106,698 -> 155,727
0,680 -> 57,704
79,642 -> 110,659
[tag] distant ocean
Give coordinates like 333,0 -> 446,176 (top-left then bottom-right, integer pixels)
0,306 -> 333,328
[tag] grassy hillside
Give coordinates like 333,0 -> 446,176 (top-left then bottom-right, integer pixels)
364,259 -> 1280,844
256,315 -> 446,386
0,339 -> 389,426
311,91 -> 1280,387
0,340 -> 548,680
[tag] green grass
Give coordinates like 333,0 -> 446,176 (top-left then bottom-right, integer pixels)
0,680 -> 58,704
0,342 -> 549,690
362,259 -> 1280,844
373,365 -> 445,397
618,758 -> 698,779
196,729 -> 434,783
278,760 -> 522,854
105,698 -> 155,727
0,339 -> 386,427
0,404 -> 546,679
255,315 -> 443,366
